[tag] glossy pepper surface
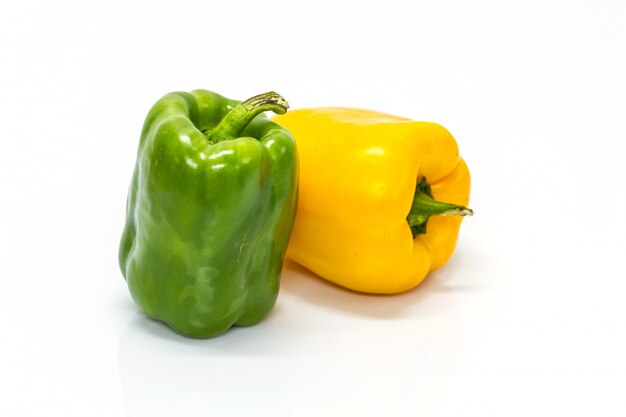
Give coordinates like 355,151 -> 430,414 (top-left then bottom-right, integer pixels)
119,90 -> 298,338
274,108 -> 472,294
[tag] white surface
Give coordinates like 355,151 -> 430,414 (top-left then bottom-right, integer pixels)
1,0 -> 625,415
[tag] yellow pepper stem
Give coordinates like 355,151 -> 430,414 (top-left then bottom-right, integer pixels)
407,177 -> 473,237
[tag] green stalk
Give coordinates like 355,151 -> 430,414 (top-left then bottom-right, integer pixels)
407,177 -> 473,237
208,92 -> 289,143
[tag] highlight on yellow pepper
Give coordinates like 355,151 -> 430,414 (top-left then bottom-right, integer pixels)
273,108 -> 473,294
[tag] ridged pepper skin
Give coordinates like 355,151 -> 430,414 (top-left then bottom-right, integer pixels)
273,108 -> 471,294
119,90 -> 298,338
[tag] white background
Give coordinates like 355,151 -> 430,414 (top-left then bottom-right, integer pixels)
1,0 -> 625,415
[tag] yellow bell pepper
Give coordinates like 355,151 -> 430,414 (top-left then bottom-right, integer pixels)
274,107 -> 472,293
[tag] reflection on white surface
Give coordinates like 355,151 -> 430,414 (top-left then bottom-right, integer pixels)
118,317 -> 290,416
117,261 -> 465,417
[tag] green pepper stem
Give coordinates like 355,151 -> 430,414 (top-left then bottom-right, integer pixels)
208,92 -> 289,143
407,177 -> 473,237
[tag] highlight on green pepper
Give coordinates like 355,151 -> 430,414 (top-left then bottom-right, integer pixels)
119,90 -> 298,338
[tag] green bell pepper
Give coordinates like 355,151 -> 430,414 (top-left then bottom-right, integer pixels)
119,90 -> 298,338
